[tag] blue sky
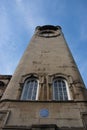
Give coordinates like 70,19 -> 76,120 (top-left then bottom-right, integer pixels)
0,0 -> 87,87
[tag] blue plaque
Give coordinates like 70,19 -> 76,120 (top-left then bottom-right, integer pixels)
40,109 -> 49,117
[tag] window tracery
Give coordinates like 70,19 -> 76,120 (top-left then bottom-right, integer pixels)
21,77 -> 39,100
52,78 -> 70,101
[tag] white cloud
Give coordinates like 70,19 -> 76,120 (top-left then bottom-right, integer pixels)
0,4 -> 20,74
0,4 -> 18,50
0,0 -> 47,74
15,0 -> 47,33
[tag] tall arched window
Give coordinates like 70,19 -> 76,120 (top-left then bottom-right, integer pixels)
21,78 -> 39,100
52,78 -> 70,101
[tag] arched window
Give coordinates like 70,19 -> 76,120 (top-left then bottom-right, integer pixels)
52,78 -> 70,101
21,78 -> 39,100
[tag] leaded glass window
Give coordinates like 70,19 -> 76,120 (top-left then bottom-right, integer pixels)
21,78 -> 38,100
53,78 -> 69,101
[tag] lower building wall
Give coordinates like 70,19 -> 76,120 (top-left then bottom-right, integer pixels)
0,101 -> 87,130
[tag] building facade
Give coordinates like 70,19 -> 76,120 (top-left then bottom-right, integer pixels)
0,25 -> 87,130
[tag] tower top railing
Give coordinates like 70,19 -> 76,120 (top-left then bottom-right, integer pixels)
35,25 -> 62,31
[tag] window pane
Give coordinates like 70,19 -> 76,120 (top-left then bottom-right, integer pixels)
53,78 -> 68,101
28,82 -> 32,99
32,81 -> 38,100
21,78 -> 38,100
59,95 -> 63,100
64,96 -> 68,100
59,87 -> 62,91
22,82 -> 29,100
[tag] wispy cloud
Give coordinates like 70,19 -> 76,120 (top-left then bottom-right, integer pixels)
15,0 -> 47,33
0,0 -> 48,74
0,2 -> 21,74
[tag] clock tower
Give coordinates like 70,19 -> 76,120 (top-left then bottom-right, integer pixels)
0,25 -> 87,130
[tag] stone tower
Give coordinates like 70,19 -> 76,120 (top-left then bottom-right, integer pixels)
0,25 -> 87,130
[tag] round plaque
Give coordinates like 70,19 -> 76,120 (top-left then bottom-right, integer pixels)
40,109 -> 49,117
